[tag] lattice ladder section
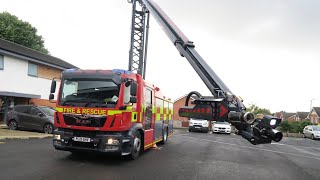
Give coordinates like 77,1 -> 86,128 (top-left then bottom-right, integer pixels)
128,0 -> 150,79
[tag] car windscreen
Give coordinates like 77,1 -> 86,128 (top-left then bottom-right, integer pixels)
313,126 -> 320,131
215,122 -> 229,124
39,107 -> 54,116
59,78 -> 120,107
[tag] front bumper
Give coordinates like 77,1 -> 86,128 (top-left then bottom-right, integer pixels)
213,128 -> 231,134
189,126 -> 209,132
53,129 -> 132,156
314,134 -> 320,139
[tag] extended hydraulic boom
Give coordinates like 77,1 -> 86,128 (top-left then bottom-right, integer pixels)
128,0 -> 283,145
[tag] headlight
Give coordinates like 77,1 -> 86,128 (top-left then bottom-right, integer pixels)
189,122 -> 193,125
203,121 -> 208,126
270,119 -> 277,126
106,138 -> 119,145
53,134 -> 61,140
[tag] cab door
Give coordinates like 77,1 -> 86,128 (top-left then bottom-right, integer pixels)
143,88 -> 154,149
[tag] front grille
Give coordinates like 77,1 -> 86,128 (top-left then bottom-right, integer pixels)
63,114 -> 107,127
193,125 -> 203,127
71,141 -> 97,149
73,130 -> 97,138
218,127 -> 226,130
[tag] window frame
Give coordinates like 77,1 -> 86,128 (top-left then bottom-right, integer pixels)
28,62 -> 38,77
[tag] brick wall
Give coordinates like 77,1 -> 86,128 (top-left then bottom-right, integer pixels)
30,98 -> 56,108
38,64 -> 62,80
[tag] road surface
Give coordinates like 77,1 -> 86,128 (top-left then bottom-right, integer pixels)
0,129 -> 319,180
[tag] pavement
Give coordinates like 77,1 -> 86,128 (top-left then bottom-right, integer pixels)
0,129 -> 319,180
0,123 -> 52,140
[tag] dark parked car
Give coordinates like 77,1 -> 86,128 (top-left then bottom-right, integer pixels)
6,105 -> 55,134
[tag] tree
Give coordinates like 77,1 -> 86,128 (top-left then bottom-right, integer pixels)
0,12 -> 49,54
246,104 -> 272,115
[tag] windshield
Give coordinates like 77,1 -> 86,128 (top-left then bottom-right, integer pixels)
59,79 -> 120,107
215,122 -> 230,125
313,126 -> 320,131
39,107 -> 54,116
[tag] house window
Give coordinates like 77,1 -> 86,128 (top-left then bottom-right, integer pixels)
28,62 -> 38,77
0,55 -> 3,70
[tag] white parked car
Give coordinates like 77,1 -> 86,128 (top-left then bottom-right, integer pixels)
212,121 -> 231,134
303,125 -> 320,140
188,118 -> 209,133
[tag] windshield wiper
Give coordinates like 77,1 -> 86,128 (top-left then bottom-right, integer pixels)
84,100 -> 105,107
61,99 -> 84,106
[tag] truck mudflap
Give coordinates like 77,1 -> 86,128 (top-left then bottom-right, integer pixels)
53,129 -> 133,156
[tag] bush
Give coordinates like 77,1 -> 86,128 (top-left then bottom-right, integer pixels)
278,120 -> 313,133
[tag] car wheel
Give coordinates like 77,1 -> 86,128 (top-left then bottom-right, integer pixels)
130,131 -> 142,160
188,129 -> 192,132
8,120 -> 18,130
311,134 -> 315,140
303,133 -> 306,138
43,123 -> 54,134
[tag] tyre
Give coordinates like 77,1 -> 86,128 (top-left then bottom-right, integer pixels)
188,129 -> 192,132
130,131 -> 142,160
8,120 -> 18,130
311,134 -> 315,140
43,123 -> 54,134
160,128 -> 168,145
303,133 -> 306,138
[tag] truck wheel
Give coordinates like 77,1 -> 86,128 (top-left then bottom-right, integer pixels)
160,128 -> 168,145
130,131 -> 142,160
8,120 -> 18,130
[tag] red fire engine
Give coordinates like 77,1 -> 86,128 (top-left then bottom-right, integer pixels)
50,69 -> 173,159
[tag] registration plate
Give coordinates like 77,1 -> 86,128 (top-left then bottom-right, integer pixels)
195,127 -> 200,129
73,137 -> 91,142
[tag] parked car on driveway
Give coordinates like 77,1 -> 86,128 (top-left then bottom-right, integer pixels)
303,125 -> 320,140
212,121 -> 231,134
188,118 -> 209,133
6,105 -> 55,134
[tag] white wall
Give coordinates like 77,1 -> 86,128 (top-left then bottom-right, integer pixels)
0,56 -> 60,99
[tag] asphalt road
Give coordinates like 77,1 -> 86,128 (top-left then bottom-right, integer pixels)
0,129 -> 319,180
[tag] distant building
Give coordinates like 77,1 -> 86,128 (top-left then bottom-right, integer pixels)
274,111 -> 296,122
308,107 -> 320,124
295,112 -> 309,121
0,38 -> 77,121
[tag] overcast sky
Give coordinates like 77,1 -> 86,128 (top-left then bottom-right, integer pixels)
0,0 -> 319,113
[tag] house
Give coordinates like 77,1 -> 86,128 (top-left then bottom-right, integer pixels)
295,112 -> 309,121
0,38 -> 77,121
274,111 -> 296,122
308,107 -> 320,124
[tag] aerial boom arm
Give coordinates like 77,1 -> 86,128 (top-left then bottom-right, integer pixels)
128,0 -> 283,145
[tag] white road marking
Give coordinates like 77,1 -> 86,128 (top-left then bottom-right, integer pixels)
176,135 -> 320,161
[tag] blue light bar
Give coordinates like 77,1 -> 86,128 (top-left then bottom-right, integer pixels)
112,69 -> 133,75
64,68 -> 77,73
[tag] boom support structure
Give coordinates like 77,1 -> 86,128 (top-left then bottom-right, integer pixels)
127,0 -> 283,145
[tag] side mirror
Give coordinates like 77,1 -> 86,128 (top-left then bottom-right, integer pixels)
130,96 -> 137,103
50,80 -> 56,93
49,94 -> 54,100
130,81 -> 137,96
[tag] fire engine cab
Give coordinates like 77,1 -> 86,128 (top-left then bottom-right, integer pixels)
50,69 -> 173,159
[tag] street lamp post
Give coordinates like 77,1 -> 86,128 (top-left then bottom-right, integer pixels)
310,98 -> 315,111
